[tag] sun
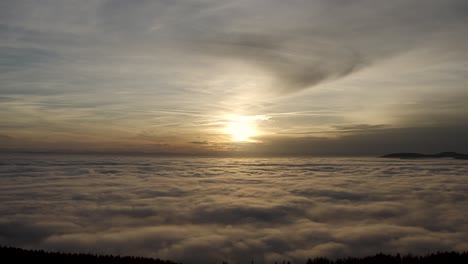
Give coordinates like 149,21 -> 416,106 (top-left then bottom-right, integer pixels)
226,120 -> 256,142
224,115 -> 268,142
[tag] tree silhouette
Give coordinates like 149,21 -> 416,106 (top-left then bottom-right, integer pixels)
1,246 -> 468,264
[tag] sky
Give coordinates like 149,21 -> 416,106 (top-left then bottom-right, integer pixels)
1,0 -> 468,155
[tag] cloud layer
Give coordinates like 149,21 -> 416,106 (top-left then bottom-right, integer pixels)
1,154 -> 467,263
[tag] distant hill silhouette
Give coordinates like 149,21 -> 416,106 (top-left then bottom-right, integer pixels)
381,152 -> 468,160
1,246 -> 468,264
306,252 -> 468,264
0,246 -> 179,264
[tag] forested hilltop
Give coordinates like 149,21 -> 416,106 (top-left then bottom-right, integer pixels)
1,246 -> 468,264
381,152 -> 468,159
0,246 -> 179,264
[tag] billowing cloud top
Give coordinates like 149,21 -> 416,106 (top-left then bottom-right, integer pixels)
1,0 -> 468,155
1,155 -> 468,263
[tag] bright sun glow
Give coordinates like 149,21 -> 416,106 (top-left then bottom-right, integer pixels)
224,115 -> 268,142
226,121 -> 256,142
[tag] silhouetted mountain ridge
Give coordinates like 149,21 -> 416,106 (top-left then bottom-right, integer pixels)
381,152 -> 468,159
1,246 -> 468,264
0,246 -> 179,264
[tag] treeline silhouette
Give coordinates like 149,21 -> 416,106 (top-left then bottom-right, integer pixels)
1,246 -> 467,264
305,252 -> 468,264
0,246 -> 180,264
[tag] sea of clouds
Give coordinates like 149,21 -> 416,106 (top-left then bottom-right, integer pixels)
1,154 -> 467,263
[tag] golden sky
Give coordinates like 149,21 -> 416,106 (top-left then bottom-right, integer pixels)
1,0 -> 468,155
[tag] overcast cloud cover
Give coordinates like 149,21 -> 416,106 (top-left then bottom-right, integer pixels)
1,0 -> 468,154
1,155 -> 467,263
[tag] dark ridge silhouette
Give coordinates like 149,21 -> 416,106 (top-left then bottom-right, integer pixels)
0,246 -> 180,264
306,252 -> 468,264
381,152 -> 468,160
1,246 -> 468,264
